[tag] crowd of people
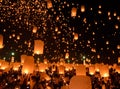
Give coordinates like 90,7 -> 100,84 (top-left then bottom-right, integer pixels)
0,64 -> 120,89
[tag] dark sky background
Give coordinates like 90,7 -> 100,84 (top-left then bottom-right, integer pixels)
0,0 -> 120,64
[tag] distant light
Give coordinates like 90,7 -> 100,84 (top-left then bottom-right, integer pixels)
11,52 -> 15,56
83,56 -> 86,59
3,57 -> 6,60
81,5 -> 85,12
67,59 -> 70,63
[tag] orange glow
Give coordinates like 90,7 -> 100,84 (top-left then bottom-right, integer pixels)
71,7 -> 77,17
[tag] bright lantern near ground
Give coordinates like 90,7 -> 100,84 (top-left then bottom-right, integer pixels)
34,40 -> 44,54
65,53 -> 69,59
99,64 -> 109,77
69,76 -> 92,89
0,34 -> 3,48
58,65 -> 65,74
75,64 -> 86,76
22,56 -> 34,74
71,7 -> 77,17
21,54 -> 27,64
89,65 -> 95,75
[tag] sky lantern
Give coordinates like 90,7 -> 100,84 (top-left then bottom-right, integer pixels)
0,34 -> 3,48
34,40 -> 44,54
22,56 -> 34,74
113,63 -> 117,69
95,63 -> 101,72
116,66 -> 120,74
117,45 -> 120,49
69,76 -> 92,89
55,27 -> 58,32
99,64 -> 109,77
47,0 -> 52,9
11,56 -> 14,62
91,48 -> 96,52
118,57 -> 120,63
81,5 -> 85,12
17,35 -> 20,40
58,65 -> 65,74
75,64 -> 86,76
13,62 -> 21,71
21,54 -> 27,64
0,61 -> 9,70
71,7 -> 77,17
38,63 -> 48,72
0,60 -> 4,67
0,0 -> 3,2
32,26 -> 37,33
74,33 -> 78,40
97,55 -> 100,59
65,53 -> 69,59
89,65 -> 95,75
65,64 -> 73,71
44,59 -> 48,64
115,24 -> 119,29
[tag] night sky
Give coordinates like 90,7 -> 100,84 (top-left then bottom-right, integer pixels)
0,0 -> 120,64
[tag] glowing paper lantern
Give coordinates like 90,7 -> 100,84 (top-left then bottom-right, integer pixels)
0,0 -> 3,3
115,66 -> 120,74
89,65 -> 95,75
21,54 -> 27,64
38,63 -> 48,72
44,59 -> 48,64
65,64 -> 73,71
47,0 -> 52,9
32,26 -> 37,33
118,57 -> 120,63
0,61 -> 9,70
59,58 -> 65,65
95,63 -> 101,72
17,35 -> 20,40
71,7 -> 77,17
75,64 -> 86,76
22,56 -> 34,74
58,65 -> 65,74
117,45 -> 120,49
11,57 -> 14,62
113,63 -> 117,69
34,40 -> 44,54
0,59 -> 4,66
81,5 -> 85,12
69,76 -> 92,89
65,53 -> 69,59
99,65 -> 109,77
13,62 -> 21,71
74,33 -> 78,40
0,34 -> 3,48
91,48 -> 96,52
